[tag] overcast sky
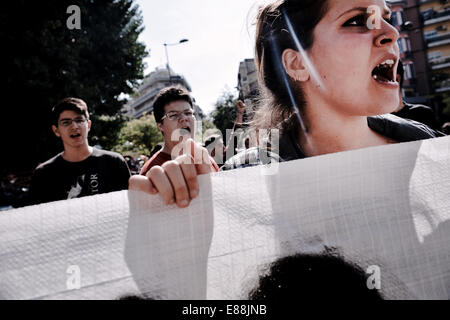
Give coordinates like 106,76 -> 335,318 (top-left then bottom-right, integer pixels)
134,0 -> 264,115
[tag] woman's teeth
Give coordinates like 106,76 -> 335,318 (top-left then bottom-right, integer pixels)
372,59 -> 396,83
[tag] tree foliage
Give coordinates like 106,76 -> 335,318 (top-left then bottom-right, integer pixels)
442,93 -> 450,119
2,0 -> 148,172
112,115 -> 163,157
210,90 -> 239,140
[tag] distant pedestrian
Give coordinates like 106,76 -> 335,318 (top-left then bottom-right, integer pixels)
204,134 -> 226,167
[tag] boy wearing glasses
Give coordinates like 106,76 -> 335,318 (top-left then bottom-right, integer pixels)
29,97 -> 131,204
140,86 -> 219,175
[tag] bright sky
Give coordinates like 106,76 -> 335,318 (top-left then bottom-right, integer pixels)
135,0 -> 264,115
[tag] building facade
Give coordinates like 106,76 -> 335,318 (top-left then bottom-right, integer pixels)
388,0 -> 450,124
125,66 -> 203,119
421,0 -> 450,95
237,58 -> 259,105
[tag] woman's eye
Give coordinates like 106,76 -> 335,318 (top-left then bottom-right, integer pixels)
343,15 -> 366,27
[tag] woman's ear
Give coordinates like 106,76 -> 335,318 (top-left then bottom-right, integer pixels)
282,48 -> 310,82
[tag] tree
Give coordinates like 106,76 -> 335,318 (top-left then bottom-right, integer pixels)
442,93 -> 450,119
113,115 -> 163,157
2,0 -> 148,172
210,90 -> 239,140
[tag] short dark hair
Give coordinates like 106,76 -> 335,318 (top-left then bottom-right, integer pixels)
52,97 -> 89,126
152,86 -> 193,123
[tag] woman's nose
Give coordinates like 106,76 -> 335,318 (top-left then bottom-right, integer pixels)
374,19 -> 399,47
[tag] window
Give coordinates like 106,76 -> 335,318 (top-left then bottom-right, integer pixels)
405,36 -> 411,52
398,11 -> 406,26
392,12 -> 398,26
428,51 -> 442,60
424,30 -> 438,39
404,62 -> 416,80
398,39 -> 403,53
421,9 -> 435,21
399,36 -> 411,53
428,51 -> 442,64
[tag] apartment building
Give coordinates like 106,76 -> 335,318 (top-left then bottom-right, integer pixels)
125,66 -> 203,120
389,0 -> 450,123
421,0 -> 450,95
237,58 -> 259,105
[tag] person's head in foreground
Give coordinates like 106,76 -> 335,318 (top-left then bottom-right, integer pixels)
153,86 -> 195,155
249,250 -> 383,300
51,97 -> 91,151
253,0 -> 403,156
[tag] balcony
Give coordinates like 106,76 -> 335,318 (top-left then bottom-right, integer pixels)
422,8 -> 450,25
387,0 -> 406,5
429,55 -> 450,70
426,31 -> 450,47
435,79 -> 450,92
433,71 -> 450,92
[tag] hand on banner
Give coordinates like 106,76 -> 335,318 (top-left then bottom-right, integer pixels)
128,139 -> 213,208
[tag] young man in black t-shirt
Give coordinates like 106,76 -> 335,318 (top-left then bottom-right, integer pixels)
30,98 -> 130,205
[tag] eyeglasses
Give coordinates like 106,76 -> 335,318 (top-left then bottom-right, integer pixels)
58,117 -> 87,127
161,110 -> 194,121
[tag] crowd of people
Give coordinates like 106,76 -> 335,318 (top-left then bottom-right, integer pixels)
130,0 -> 445,206
2,0 -> 449,208
1,0 -> 449,299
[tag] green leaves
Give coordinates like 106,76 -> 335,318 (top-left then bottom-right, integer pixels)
2,0 -> 148,172
112,115 -> 163,157
211,90 -> 239,140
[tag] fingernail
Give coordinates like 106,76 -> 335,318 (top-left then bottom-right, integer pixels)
191,189 -> 198,198
168,198 -> 175,205
180,199 -> 189,207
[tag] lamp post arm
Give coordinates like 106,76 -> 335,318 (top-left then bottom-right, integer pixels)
164,44 -> 171,79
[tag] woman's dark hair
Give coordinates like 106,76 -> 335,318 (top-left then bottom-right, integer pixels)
253,0 -> 329,133
249,250 -> 384,301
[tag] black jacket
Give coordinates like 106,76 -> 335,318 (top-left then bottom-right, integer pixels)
392,102 -> 437,131
222,114 -> 445,170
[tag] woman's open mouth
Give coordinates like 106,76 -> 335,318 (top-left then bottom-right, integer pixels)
371,59 -> 398,88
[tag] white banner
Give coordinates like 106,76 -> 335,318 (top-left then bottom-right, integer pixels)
1,136 -> 449,299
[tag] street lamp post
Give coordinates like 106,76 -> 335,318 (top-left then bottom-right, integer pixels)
163,38 -> 189,83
